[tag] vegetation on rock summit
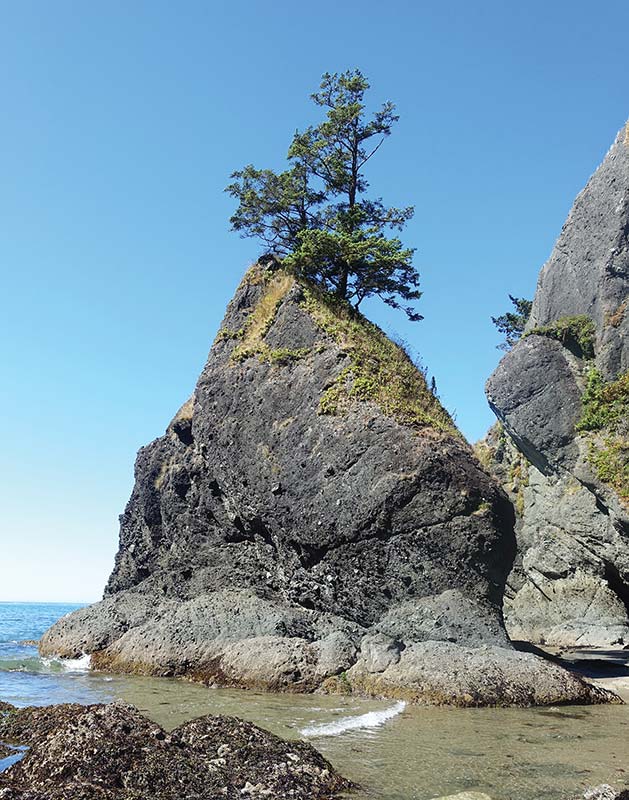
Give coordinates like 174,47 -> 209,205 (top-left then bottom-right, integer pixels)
219,265 -> 456,435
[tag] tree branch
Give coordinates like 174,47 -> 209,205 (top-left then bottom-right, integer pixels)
358,136 -> 385,169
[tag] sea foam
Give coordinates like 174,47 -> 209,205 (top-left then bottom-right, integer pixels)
41,653 -> 91,673
299,700 -> 406,737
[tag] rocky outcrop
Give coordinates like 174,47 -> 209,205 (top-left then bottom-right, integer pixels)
575,787 -> 629,800
485,122 -> 629,647
527,124 -> 629,380
41,265 -> 612,705
341,639 -> 614,706
0,701 -> 351,799
477,424 -> 629,646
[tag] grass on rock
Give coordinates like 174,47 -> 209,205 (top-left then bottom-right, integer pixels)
300,283 -> 456,433
526,315 -> 596,360
577,368 -> 629,504
219,265 -> 457,435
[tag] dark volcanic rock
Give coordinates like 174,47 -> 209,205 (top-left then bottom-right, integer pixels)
486,122 -> 629,647
0,701 -> 351,799
40,266 -> 612,704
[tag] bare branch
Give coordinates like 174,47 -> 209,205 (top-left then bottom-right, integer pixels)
358,137 -> 385,169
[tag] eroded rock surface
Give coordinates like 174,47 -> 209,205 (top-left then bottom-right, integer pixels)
41,266 -> 610,705
485,122 -> 629,647
0,701 -> 351,799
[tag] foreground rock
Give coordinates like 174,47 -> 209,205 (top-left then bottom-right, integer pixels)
485,122 -> 629,648
577,787 -> 629,800
41,265 -> 614,705
0,701 -> 351,799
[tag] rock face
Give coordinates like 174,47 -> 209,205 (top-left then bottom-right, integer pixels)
41,265 -> 611,704
527,124 -> 629,381
485,122 -> 629,647
0,701 -> 351,799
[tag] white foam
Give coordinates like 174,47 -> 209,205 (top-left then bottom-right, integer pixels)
41,653 -> 91,673
61,653 -> 91,672
299,700 -> 406,737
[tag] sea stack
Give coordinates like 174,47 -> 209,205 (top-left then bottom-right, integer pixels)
42,264 -> 612,705
485,121 -> 629,647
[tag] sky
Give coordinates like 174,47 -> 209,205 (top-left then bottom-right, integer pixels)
0,0 -> 627,602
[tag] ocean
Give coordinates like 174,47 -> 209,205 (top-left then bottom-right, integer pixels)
0,602 -> 96,706
2,601 -> 629,799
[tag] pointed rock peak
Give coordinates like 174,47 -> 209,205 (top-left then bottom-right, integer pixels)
485,123 -> 629,650
38,262 -> 615,707
526,121 -> 629,378
214,263 -> 457,435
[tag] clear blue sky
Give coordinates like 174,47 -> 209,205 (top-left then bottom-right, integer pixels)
1,0 -> 627,602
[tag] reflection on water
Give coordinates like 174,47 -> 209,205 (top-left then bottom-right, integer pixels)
0,745 -> 28,774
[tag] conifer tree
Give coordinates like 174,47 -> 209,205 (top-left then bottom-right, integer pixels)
492,295 -> 533,350
227,70 -> 422,321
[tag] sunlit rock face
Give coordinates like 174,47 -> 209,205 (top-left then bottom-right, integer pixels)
41,266 -> 612,705
486,123 -> 629,647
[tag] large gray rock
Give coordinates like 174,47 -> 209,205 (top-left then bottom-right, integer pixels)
345,639 -> 616,707
41,266 -> 611,705
482,425 -> 629,646
487,336 -> 583,473
527,124 -> 629,378
485,122 -> 629,647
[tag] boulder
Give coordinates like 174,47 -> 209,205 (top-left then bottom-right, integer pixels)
41,266 -> 612,705
0,701 -> 351,799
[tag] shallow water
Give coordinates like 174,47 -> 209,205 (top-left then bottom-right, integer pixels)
78,675 -> 629,800
1,602 -> 629,799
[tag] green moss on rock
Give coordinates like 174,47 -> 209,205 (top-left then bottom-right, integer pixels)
577,368 -> 629,504
301,285 -> 456,433
265,347 -> 310,365
526,315 -> 596,360
230,271 -> 295,362
226,265 -> 456,434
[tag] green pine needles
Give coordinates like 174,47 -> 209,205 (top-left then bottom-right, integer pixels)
226,70 -> 422,322
491,296 -> 532,351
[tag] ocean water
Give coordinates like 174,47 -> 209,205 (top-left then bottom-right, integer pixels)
2,601 -> 629,799
0,602 -> 98,706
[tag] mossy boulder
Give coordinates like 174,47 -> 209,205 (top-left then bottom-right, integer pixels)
40,265 -> 609,705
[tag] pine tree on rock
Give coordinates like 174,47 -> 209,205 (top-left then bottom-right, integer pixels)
491,295 -> 533,350
226,70 -> 422,321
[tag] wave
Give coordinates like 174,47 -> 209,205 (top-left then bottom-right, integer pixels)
44,653 -> 91,673
0,656 -> 46,673
299,700 -> 406,738
0,654 -> 91,675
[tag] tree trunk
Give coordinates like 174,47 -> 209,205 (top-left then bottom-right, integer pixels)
336,263 -> 349,299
